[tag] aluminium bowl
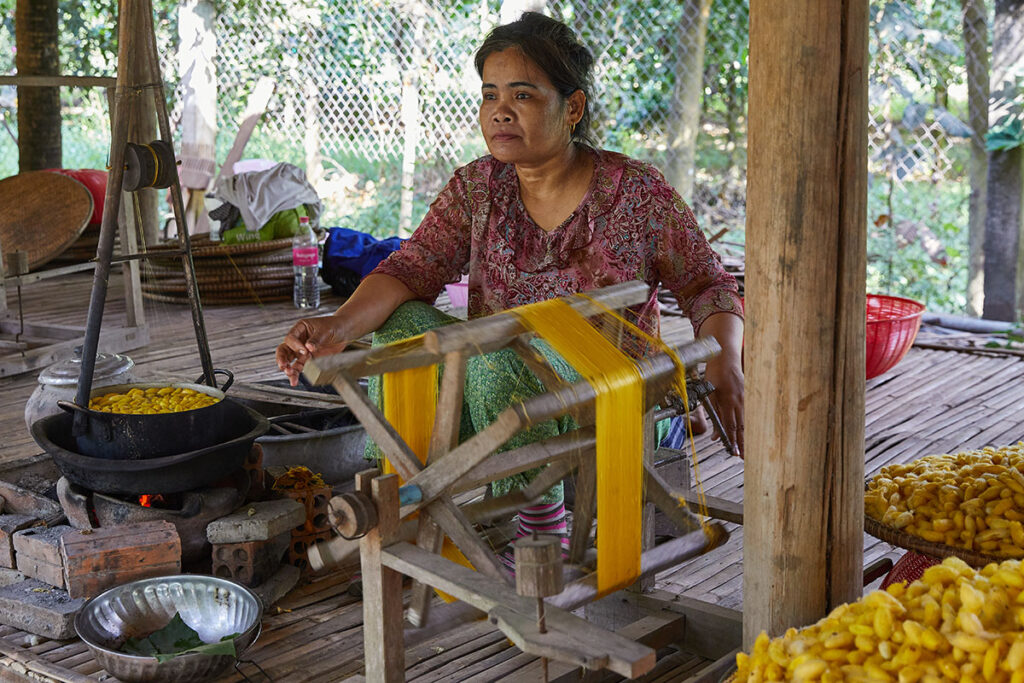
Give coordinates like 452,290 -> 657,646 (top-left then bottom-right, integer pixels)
74,574 -> 262,683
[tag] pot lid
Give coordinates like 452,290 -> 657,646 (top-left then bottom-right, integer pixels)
37,348 -> 135,387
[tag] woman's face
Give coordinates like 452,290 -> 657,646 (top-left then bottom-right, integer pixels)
479,48 -> 581,166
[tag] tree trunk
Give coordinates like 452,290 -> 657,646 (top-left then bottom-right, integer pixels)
962,0 -> 989,317
982,0 -> 1024,321
744,0 -> 867,644
664,0 -> 712,203
15,0 -> 61,171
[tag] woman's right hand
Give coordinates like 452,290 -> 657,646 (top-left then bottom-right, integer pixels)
276,314 -> 351,386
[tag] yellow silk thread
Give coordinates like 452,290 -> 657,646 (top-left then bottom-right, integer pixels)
576,295 -> 711,525
514,298 -> 644,596
381,359 -> 472,601
381,363 -> 437,476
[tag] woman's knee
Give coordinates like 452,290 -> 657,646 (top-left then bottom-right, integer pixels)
373,301 -> 456,345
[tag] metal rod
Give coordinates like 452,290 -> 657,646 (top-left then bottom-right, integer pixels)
700,394 -> 737,457
72,18 -> 137,432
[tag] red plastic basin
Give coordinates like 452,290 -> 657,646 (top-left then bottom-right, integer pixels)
866,294 -> 925,379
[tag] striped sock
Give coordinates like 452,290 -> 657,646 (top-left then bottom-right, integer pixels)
516,502 -> 569,548
497,502 -> 570,572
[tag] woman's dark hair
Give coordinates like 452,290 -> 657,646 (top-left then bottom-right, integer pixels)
474,12 -> 597,147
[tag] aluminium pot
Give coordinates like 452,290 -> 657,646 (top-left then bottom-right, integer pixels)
54,370 -> 241,460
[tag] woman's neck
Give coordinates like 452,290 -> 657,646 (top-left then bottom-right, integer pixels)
515,144 -> 589,203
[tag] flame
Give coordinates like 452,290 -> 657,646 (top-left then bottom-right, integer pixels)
138,494 -> 163,508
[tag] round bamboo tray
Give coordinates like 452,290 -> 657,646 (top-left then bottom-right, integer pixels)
863,513 -> 1006,568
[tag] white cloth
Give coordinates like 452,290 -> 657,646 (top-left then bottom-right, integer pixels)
213,162 -> 322,231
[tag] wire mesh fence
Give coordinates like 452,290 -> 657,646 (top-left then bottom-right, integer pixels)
0,0 -> 998,313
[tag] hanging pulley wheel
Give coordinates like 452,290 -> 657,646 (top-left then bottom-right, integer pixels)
122,140 -> 177,192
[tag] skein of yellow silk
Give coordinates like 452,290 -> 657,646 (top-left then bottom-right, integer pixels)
514,298 -> 645,596
382,359 -> 473,600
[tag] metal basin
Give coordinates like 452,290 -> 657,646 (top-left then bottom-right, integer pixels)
257,407 -> 368,484
75,574 -> 262,683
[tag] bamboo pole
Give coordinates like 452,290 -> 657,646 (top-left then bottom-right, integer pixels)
743,0 -> 868,644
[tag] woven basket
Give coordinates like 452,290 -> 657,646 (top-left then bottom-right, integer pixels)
143,290 -> 292,306
145,234 -> 294,257
140,233 -> 299,304
863,514 -> 1005,568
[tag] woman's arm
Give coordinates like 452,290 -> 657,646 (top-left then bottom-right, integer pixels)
275,273 -> 416,385
697,311 -> 744,458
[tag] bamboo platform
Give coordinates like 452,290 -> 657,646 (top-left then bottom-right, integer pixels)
2,272 -> 1024,681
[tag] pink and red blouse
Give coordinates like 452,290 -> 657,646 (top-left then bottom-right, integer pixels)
372,148 -> 742,336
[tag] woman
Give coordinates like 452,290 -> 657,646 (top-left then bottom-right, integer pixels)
277,12 -> 744,549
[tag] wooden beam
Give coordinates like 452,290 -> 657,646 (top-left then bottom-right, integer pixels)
360,475 -> 405,682
744,0 -> 868,644
382,542 -> 656,678
637,591 -> 743,661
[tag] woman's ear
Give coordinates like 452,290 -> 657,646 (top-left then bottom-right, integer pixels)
567,89 -> 586,127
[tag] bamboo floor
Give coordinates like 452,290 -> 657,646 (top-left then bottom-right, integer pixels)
2,272 -> 1024,682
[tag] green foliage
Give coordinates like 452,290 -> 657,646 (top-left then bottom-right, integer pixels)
866,177 -> 969,313
987,115 -> 1024,152
122,613 -> 238,663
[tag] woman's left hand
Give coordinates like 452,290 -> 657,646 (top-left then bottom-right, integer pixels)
704,352 -> 744,458
697,311 -> 745,458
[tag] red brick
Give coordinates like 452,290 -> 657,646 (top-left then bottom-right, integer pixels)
14,525 -> 72,588
211,533 -> 289,587
60,520 -> 181,599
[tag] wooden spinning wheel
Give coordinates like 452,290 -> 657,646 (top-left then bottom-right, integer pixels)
303,281 -> 731,681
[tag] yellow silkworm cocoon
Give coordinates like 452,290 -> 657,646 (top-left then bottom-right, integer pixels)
732,557 -> 1024,682
866,444 -> 1024,560
88,386 -> 219,414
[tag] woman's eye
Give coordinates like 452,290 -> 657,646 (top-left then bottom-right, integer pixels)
515,92 -> 529,99
482,93 -> 495,100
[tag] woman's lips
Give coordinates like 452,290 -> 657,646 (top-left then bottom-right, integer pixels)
491,133 -> 519,141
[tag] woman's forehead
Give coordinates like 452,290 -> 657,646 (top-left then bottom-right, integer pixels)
481,48 -> 552,88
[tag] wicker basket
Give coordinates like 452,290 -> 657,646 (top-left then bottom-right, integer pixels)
863,513 -> 1005,568
141,234 -> 299,305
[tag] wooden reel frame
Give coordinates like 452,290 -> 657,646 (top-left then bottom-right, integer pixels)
303,282 -> 730,681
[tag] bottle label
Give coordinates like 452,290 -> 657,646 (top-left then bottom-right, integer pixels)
293,247 -> 318,267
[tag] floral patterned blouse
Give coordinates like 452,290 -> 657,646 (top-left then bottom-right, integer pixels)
372,147 -> 742,336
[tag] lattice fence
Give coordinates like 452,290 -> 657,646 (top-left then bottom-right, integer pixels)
0,0 -> 997,311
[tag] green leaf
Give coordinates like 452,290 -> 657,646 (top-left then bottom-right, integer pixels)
121,613 -> 239,663
986,119 -> 1024,152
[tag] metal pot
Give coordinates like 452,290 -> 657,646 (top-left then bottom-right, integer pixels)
55,370 -> 239,460
31,402 -> 269,495
25,350 -> 135,432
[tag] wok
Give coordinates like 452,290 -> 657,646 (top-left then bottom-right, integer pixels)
31,402 -> 269,495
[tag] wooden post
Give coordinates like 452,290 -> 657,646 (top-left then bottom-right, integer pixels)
360,474 -> 404,682
744,0 -> 868,644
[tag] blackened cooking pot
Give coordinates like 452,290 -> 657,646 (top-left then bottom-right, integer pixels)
55,370 -> 241,460
30,402 -> 269,494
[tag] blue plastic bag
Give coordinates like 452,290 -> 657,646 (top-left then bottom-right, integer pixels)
322,228 -> 405,296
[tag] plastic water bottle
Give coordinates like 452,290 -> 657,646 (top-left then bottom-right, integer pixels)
292,216 -> 320,309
